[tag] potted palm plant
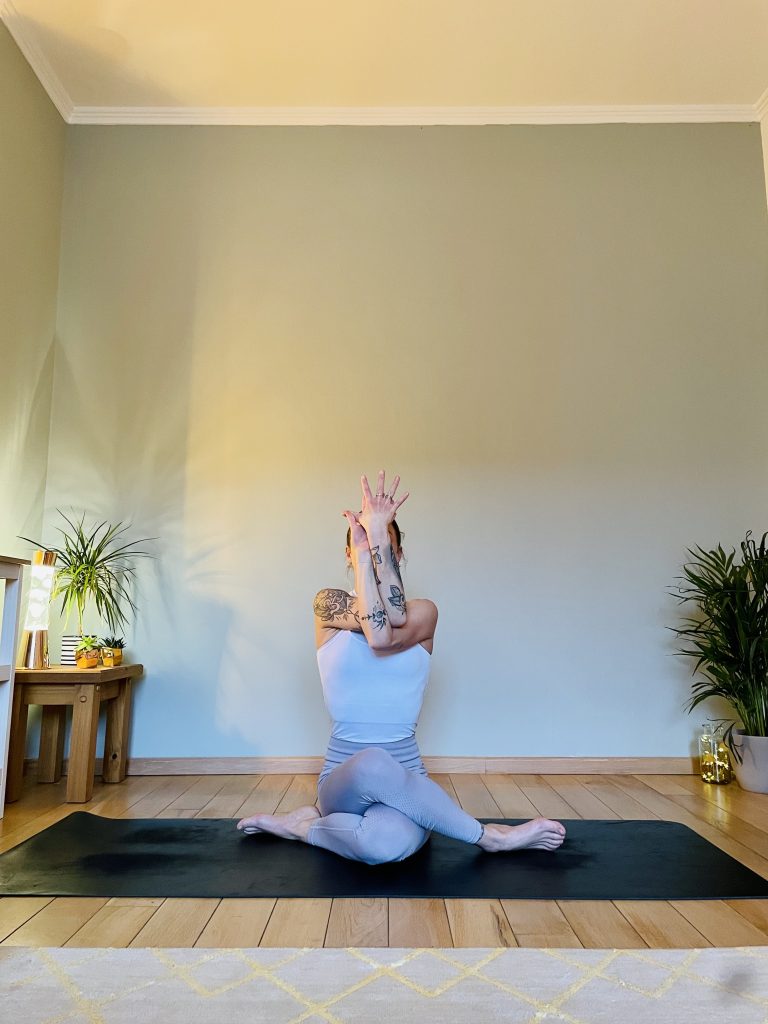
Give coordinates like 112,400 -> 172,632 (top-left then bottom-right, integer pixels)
668,529 -> 768,793
18,510 -> 155,664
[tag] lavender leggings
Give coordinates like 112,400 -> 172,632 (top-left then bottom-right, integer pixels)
308,737 -> 485,865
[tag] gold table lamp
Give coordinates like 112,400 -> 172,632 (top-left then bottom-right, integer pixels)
18,549 -> 56,669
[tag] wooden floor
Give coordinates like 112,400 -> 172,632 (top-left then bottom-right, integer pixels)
1,771 -> 768,948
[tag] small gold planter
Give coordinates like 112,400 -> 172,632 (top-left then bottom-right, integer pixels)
100,647 -> 123,668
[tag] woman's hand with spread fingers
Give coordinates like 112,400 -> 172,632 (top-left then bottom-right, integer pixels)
357,470 -> 409,538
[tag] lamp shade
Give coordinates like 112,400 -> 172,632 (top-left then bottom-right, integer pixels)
18,549 -> 56,669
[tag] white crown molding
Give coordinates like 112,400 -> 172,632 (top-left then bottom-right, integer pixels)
68,103 -> 761,126
0,0 -> 73,121
1,1 -> 766,128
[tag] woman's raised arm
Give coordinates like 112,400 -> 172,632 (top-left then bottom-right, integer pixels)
343,509 -> 394,648
357,471 -> 409,627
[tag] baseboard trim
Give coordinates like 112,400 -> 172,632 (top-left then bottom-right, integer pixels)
24,755 -> 696,776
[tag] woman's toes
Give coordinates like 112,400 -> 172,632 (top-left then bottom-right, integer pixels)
236,815 -> 264,833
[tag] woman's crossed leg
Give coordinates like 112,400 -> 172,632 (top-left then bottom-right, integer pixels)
237,746 -> 567,863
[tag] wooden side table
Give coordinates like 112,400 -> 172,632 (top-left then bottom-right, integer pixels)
5,663 -> 144,803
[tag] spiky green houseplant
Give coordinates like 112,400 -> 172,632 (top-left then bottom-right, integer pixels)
18,510 -> 155,638
668,529 -> 768,763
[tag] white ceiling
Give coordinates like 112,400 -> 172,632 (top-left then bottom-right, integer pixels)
2,0 -> 768,125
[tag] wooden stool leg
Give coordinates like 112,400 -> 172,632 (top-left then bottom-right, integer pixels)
67,684 -> 100,802
38,706 -> 66,783
103,678 -> 132,783
5,684 -> 29,802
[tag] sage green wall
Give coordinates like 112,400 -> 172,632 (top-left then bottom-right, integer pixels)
0,22 -> 65,552
45,122 -> 768,759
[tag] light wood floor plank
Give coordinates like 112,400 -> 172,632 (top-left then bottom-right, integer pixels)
449,775 -> 503,817
156,776 -> 231,815
235,775 -> 296,818
556,901 -> 647,948
259,898 -> 332,946
669,900 -> 768,945
275,774 -> 320,812
612,901 -> 711,948
481,775 -> 541,818
571,776 -> 660,820
195,898 -> 276,947
633,774 -> 692,796
325,898 -> 388,947
725,899 -> 768,934
65,898 -> 164,948
643,774 -> 768,838
0,898 -> 108,946
389,898 -> 453,946
0,777 -> 68,835
121,776 -> 204,818
500,899 -> 582,947
0,897 -> 54,941
510,776 -> 581,820
128,898 -> 219,947
544,777 -> 620,820
445,899 -> 518,946
196,777 -> 264,819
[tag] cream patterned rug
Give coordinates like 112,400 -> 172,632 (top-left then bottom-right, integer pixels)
2,945 -> 768,1023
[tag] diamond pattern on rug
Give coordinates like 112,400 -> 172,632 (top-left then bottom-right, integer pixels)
1,946 -> 767,1023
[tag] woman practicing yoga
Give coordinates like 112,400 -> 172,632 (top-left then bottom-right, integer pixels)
237,470 -> 566,864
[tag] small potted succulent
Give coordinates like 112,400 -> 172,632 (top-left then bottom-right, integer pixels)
100,636 -> 125,667
75,635 -> 101,669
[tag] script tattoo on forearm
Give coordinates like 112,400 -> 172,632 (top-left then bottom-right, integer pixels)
388,585 -> 405,611
360,604 -> 388,630
313,588 -> 360,625
370,545 -> 382,585
389,545 -> 403,586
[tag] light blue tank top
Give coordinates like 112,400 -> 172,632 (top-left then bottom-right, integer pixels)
316,622 -> 431,743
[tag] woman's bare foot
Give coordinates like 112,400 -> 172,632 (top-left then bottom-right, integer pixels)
476,817 -> 566,852
236,805 -> 321,841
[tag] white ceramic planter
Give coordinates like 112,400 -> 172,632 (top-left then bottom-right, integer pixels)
60,634 -> 81,667
731,729 -> 768,794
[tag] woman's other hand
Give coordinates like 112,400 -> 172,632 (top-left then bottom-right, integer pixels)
342,510 -> 369,553
358,470 -> 409,536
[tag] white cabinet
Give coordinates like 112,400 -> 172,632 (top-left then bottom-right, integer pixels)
0,556 -> 29,816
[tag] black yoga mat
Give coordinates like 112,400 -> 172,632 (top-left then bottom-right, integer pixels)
1,812 -> 768,900
4,811 -> 768,901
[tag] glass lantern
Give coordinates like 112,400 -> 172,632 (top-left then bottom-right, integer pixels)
698,722 -> 733,784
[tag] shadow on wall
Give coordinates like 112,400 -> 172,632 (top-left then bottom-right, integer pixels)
13,24 -> 244,755
1,337 -> 55,544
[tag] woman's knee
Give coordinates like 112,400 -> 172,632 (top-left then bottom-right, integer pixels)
356,808 -> 427,865
349,746 -> 405,789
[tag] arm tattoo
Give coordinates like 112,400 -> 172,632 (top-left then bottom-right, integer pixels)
313,588 -> 360,625
388,585 -> 405,611
389,545 -> 403,586
370,545 -> 382,585
360,604 -> 388,630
